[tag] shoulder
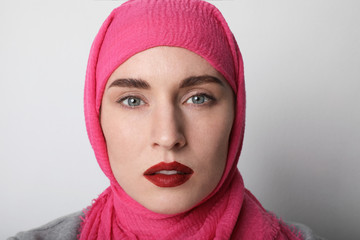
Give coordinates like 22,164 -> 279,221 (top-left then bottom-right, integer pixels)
285,221 -> 327,240
7,211 -> 84,240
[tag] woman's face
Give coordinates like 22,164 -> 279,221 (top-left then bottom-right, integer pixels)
100,46 -> 234,214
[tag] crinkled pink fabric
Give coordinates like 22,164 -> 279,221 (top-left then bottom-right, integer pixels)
81,0 -> 303,239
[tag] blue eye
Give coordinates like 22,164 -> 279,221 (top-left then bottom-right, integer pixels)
120,96 -> 144,107
186,94 -> 212,105
191,95 -> 205,104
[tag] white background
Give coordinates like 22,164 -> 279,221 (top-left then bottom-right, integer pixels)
1,0 -> 359,239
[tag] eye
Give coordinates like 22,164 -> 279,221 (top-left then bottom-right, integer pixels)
118,96 -> 145,107
186,94 -> 213,105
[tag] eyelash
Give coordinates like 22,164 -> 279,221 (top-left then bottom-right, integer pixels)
116,93 -> 216,108
185,93 -> 215,106
116,95 -> 146,108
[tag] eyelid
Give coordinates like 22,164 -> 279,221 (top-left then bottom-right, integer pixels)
184,92 -> 216,105
116,94 -> 147,108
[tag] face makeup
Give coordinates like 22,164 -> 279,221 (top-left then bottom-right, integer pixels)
101,46 -> 234,214
144,162 -> 194,187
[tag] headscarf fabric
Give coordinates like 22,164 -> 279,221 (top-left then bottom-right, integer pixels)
81,0 -> 303,239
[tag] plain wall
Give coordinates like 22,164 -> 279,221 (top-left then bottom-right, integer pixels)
1,0 -> 359,239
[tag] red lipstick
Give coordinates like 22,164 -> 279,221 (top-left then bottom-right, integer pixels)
144,162 -> 193,187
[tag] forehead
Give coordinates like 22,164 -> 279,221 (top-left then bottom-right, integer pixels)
106,46 -> 227,86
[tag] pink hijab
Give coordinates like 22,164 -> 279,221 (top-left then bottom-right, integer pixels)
81,0 -> 303,239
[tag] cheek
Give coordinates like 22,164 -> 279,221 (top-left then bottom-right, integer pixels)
186,105 -> 234,170
100,106 -> 148,175
190,104 -> 233,144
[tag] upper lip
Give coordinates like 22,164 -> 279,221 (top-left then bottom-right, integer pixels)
144,161 -> 194,175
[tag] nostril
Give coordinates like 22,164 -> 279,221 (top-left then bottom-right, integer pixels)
152,132 -> 186,150
173,141 -> 185,149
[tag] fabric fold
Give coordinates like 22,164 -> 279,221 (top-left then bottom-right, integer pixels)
81,0 -> 303,239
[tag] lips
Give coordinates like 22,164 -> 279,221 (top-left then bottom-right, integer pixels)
144,162 -> 194,187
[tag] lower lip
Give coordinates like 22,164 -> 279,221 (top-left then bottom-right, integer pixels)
144,174 -> 192,187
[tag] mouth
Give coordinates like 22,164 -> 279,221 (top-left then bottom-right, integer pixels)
143,162 -> 194,187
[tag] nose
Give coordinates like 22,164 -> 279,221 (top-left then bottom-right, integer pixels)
151,103 -> 186,150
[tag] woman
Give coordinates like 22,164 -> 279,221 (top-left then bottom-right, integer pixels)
9,0 -> 323,239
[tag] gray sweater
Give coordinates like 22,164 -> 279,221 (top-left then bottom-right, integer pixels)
8,211 -> 326,240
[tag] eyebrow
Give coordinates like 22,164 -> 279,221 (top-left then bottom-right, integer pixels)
108,75 -> 224,90
108,78 -> 150,89
179,75 -> 224,88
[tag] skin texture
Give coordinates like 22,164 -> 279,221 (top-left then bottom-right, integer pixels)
100,46 -> 234,214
